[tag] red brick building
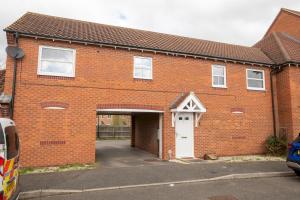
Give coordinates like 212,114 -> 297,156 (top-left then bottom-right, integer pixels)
2,8 -> 300,167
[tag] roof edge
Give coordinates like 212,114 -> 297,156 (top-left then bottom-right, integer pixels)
272,32 -> 292,61
263,8 -> 300,38
282,8 -> 300,17
4,30 -> 274,66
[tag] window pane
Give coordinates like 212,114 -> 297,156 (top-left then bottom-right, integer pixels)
142,69 -> 151,79
248,70 -> 263,79
135,57 -> 151,66
213,76 -> 219,85
134,68 -> 143,78
248,79 -> 263,88
213,66 -> 224,76
41,61 -> 74,75
42,48 -> 73,62
213,76 -> 224,86
134,57 -> 152,79
218,76 -> 225,85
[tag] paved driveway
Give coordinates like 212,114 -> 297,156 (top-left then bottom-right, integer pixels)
95,140 -> 167,168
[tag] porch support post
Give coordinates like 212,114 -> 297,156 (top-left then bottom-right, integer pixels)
171,112 -> 176,127
195,113 -> 203,127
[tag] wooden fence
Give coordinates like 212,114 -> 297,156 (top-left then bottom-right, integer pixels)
96,126 -> 131,139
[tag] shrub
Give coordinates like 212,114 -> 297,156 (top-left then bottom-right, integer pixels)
265,135 -> 288,156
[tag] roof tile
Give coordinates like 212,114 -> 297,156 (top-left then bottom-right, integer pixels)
4,12 -> 273,65
254,32 -> 300,64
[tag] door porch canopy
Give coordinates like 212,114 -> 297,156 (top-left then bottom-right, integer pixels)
170,92 -> 206,127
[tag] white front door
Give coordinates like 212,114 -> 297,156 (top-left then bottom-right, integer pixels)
175,113 -> 194,158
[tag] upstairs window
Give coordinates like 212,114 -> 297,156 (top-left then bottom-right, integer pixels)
38,46 -> 76,77
212,65 -> 226,88
133,56 -> 152,80
246,69 -> 265,91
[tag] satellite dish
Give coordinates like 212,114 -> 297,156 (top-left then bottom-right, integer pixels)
6,46 -> 25,59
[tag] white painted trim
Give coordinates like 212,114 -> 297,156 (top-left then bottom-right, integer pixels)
37,45 -> 76,77
158,113 -> 163,159
195,112 -> 204,127
246,69 -> 266,91
96,108 -> 164,113
212,65 -> 227,88
133,56 -> 153,80
232,111 -> 244,114
175,113 -> 194,158
173,92 -> 207,113
43,106 -> 65,110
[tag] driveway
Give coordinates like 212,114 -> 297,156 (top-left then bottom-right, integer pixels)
95,140 -> 167,168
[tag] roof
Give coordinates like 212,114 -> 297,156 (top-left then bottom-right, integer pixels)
4,12 -> 273,65
282,8 -> 300,17
170,93 -> 190,109
170,91 -> 206,113
264,8 -> 300,38
254,32 -> 300,65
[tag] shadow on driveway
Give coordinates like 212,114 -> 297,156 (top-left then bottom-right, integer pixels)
95,140 -> 167,168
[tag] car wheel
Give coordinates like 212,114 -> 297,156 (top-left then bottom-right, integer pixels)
294,170 -> 300,176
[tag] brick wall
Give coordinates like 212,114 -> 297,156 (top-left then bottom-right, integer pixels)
265,11 -> 300,38
276,66 -> 300,141
0,104 -> 10,118
134,113 -> 159,155
0,70 -> 10,118
4,37 -> 274,167
288,67 -> 300,140
0,70 -> 5,93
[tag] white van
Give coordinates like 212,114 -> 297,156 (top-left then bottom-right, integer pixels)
0,118 -> 20,200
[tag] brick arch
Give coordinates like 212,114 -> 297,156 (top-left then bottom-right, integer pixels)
40,101 -> 69,109
96,104 -> 164,111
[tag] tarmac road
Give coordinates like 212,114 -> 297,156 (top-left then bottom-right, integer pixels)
39,176 -> 300,200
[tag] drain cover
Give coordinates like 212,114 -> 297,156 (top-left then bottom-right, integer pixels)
208,195 -> 239,200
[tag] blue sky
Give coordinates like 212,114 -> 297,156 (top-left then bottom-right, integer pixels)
0,0 -> 300,68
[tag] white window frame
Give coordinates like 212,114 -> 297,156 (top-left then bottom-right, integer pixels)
37,46 -> 76,77
133,56 -> 153,80
212,65 -> 227,88
246,69 -> 265,91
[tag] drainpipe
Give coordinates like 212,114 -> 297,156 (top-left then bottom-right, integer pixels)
10,32 -> 19,119
270,66 -> 283,138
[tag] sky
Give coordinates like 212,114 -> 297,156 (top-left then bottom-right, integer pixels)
0,0 -> 299,68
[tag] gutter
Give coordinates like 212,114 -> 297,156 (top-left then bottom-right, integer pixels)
270,68 -> 278,137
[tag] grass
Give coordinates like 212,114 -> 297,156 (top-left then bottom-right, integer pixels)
19,163 -> 96,175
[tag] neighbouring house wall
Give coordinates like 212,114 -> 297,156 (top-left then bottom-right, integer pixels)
0,104 -> 10,118
276,67 -> 293,140
265,11 -> 300,38
289,67 -> 300,140
0,70 -> 5,93
4,37 -> 274,167
134,113 -> 159,155
276,66 -> 300,142
0,70 -> 10,118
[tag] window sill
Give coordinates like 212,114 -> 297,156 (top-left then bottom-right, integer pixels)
212,86 -> 227,89
247,88 -> 266,92
133,78 -> 153,82
37,75 -> 75,80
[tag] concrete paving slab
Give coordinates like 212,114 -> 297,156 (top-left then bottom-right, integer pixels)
95,140 -> 166,168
